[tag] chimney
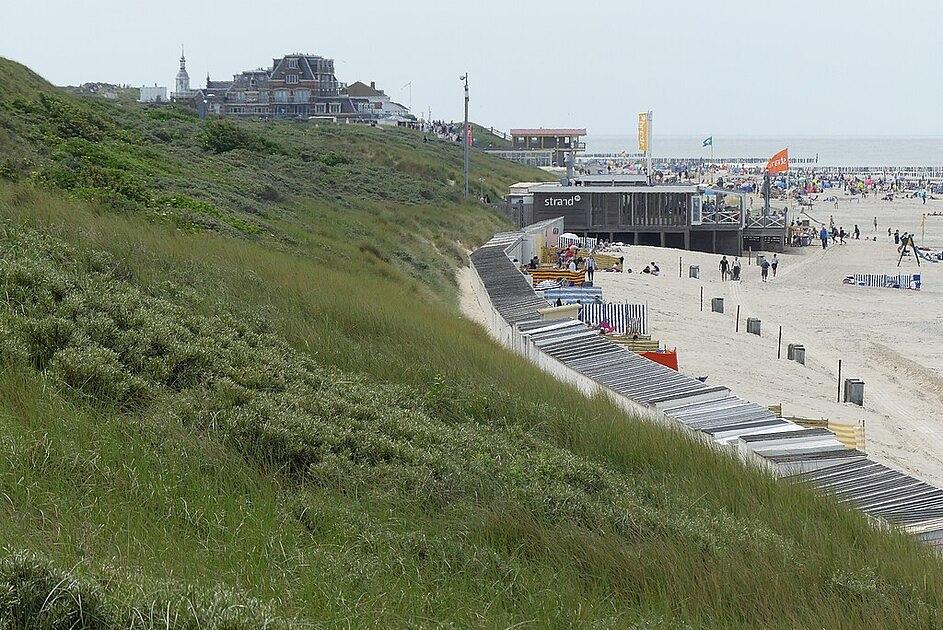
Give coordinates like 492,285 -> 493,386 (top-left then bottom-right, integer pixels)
370,81 -> 376,89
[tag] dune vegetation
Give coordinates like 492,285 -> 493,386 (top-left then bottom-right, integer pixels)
1,57 -> 943,628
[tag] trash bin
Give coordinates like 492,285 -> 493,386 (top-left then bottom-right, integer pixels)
793,346 -> 806,365
844,379 -> 865,406
711,297 -> 724,313
746,318 -> 761,335
689,265 -> 700,279
787,343 -> 799,360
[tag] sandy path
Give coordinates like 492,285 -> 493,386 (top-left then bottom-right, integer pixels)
456,265 -> 489,329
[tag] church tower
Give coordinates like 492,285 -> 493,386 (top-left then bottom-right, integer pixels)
175,46 -> 190,96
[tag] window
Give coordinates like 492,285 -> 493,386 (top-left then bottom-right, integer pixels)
274,90 -> 289,103
315,103 -> 326,113
258,91 -> 268,103
329,102 -> 341,114
691,196 -> 702,225
294,89 -> 309,103
286,74 -> 298,85
287,58 -> 298,69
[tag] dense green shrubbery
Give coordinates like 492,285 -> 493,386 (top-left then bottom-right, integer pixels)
0,552 -> 288,628
200,118 -> 277,154
0,221 -> 801,561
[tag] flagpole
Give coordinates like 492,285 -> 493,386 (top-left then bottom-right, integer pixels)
647,111 -> 653,177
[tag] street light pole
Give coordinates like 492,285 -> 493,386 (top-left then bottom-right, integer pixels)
461,73 -> 469,200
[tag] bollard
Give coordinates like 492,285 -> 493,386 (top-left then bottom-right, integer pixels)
746,318 -> 761,335
711,297 -> 724,313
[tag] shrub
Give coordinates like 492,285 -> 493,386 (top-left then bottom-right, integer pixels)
201,119 -> 274,154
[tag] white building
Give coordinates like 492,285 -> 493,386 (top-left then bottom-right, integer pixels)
139,85 -> 168,103
346,81 -> 410,118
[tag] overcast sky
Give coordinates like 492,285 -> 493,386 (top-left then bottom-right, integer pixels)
3,0 -> 942,136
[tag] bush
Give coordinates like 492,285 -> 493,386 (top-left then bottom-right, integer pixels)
0,551 -> 289,628
201,119 -> 275,154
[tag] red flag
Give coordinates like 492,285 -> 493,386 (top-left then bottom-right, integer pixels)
767,148 -> 789,174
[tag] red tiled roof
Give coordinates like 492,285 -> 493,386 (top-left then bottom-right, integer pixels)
510,128 -> 587,136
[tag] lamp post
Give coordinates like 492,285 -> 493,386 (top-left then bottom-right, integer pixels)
460,73 -> 469,200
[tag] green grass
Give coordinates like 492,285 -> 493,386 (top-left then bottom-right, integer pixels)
0,57 -> 942,628
470,123 -> 514,150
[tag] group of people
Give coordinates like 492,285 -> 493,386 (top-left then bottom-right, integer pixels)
542,246 -> 625,282
719,254 -> 779,282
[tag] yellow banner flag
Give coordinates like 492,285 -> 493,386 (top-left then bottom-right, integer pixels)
638,112 -> 649,153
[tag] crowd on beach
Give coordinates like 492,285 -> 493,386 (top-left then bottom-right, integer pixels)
717,254 -> 780,283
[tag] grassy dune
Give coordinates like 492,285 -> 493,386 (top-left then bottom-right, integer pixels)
1,58 -> 942,627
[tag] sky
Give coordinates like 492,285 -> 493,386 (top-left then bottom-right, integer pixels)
3,0 -> 942,136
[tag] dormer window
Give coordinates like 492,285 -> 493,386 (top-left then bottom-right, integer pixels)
286,74 -> 298,84
287,58 -> 298,69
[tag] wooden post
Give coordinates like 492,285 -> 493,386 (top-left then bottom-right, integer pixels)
777,326 -> 782,358
700,286 -> 703,312
679,256 -> 683,278
736,305 -> 741,332
837,360 -> 843,402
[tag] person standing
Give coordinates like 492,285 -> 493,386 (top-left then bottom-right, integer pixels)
820,226 -> 829,250
894,229 -> 900,245
732,258 -> 742,281
770,254 -> 779,277
760,257 -> 770,282
873,216 -> 878,232
719,256 -> 730,281
854,224 -> 860,240
586,255 -> 596,283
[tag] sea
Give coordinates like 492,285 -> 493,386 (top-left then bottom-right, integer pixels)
584,135 -> 943,168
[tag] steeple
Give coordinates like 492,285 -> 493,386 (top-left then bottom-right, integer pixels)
175,44 -> 190,96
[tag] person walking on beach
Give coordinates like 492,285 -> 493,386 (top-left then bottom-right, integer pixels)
732,258 -> 742,281
838,227 -> 846,244
760,257 -> 770,282
894,229 -> 900,245
854,224 -> 860,240
586,255 -> 596,283
771,254 -> 779,277
719,256 -> 730,281
874,216 -> 878,232
820,226 -> 829,249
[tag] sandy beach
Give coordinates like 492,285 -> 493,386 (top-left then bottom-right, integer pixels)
593,191 -> 943,486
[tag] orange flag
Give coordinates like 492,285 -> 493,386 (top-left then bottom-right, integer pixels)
767,148 -> 789,173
